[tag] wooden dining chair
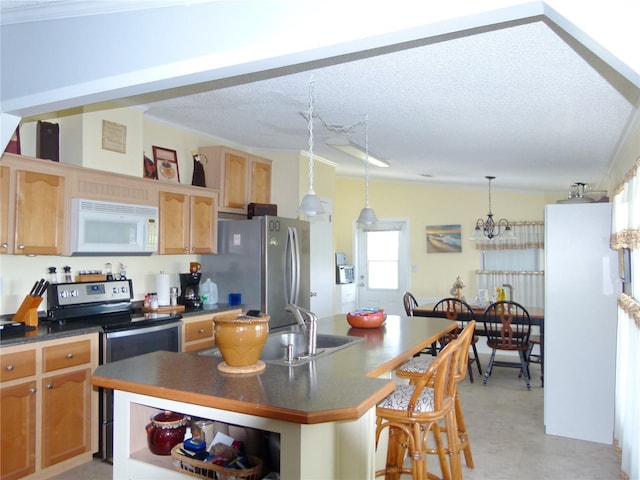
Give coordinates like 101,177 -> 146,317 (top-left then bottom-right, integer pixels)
395,321 -> 477,470
403,291 -> 438,356
432,297 -> 482,381
403,291 -> 418,316
482,301 -> 532,389
376,336 -> 463,480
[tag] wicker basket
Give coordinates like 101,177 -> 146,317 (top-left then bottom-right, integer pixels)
171,443 -> 263,479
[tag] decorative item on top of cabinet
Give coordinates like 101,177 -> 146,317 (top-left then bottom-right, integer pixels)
158,184 -> 218,254
197,146 -> 272,213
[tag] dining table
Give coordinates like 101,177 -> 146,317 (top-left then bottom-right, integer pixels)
413,302 -> 545,386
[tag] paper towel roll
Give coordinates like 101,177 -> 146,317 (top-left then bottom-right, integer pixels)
156,273 -> 170,306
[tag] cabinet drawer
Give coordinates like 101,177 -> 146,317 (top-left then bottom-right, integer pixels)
185,320 -> 214,343
43,340 -> 91,372
0,349 -> 36,382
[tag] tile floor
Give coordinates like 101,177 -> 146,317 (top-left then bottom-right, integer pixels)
53,354 -> 620,480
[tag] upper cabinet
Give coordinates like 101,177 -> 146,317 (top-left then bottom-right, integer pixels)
158,185 -> 218,255
1,155 -> 67,255
198,146 -> 272,214
0,153 -> 220,256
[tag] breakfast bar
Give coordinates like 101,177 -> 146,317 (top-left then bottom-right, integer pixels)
91,314 -> 456,479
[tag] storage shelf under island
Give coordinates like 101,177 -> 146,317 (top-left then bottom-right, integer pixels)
91,314 -> 456,479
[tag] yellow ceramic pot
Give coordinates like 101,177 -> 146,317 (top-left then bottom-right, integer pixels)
214,313 -> 270,367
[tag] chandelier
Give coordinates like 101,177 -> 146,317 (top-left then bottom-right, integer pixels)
471,176 -> 515,240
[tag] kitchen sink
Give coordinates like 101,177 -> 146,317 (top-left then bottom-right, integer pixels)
197,330 -> 363,366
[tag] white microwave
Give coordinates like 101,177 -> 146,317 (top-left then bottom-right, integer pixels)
70,198 -> 158,256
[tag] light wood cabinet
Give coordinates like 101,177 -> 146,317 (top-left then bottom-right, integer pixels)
249,155 -> 272,205
0,166 -> 9,254
198,146 -> 272,214
1,154 -> 70,255
41,368 -> 92,468
158,186 -> 218,254
0,334 -> 99,479
181,309 -> 241,352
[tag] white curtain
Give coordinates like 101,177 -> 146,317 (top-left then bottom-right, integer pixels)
475,270 -> 544,308
611,157 -> 640,480
475,221 -> 545,308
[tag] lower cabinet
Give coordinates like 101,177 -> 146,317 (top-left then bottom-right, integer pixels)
182,310 -> 241,352
41,368 -> 92,468
0,381 -> 36,479
0,334 -> 98,479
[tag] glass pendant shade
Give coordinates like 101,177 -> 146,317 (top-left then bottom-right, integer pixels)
297,188 -> 325,216
356,205 -> 378,224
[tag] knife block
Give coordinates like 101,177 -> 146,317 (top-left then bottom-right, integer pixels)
12,295 -> 43,327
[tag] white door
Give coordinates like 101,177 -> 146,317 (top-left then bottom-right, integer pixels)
307,198 -> 333,319
355,219 -> 409,315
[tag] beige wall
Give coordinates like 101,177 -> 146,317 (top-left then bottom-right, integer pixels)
334,177 -> 563,301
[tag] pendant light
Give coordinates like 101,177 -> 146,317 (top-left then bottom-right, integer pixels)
297,76 -> 325,217
471,176 -> 515,240
356,116 -> 378,224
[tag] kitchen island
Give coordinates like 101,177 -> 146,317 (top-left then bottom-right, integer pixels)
91,314 -> 456,479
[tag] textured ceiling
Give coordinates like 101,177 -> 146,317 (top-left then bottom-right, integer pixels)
2,2 -> 638,194
125,17 -> 639,193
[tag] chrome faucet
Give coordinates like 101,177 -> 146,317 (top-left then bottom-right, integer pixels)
285,304 -> 318,356
502,284 -> 513,302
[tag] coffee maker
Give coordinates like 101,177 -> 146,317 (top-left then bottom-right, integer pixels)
179,273 -> 202,308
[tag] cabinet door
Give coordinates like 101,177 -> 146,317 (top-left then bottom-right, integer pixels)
41,369 -> 92,468
15,170 -> 65,255
190,194 -> 217,254
223,152 -> 248,209
249,157 -> 272,204
0,381 -> 36,480
159,191 -> 189,254
0,166 -> 9,253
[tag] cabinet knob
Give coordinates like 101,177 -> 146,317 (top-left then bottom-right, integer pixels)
46,383 -> 53,389
30,388 -> 37,394
0,242 -> 7,249
17,244 -> 25,250
66,353 -> 74,359
6,364 -> 14,371
198,328 -> 204,334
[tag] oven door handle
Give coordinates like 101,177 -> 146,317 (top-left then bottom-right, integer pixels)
104,320 -> 182,339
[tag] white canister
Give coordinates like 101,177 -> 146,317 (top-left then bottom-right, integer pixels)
156,273 -> 171,306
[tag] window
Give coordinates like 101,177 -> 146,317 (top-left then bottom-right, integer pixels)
366,230 -> 399,289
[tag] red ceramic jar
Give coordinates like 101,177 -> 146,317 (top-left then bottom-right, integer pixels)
145,411 -> 188,455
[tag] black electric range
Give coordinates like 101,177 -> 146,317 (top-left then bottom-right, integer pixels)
44,279 -> 182,332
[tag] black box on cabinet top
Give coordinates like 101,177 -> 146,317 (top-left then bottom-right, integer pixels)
247,203 -> 277,219
36,120 -> 59,162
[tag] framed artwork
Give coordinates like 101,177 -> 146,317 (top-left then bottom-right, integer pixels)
101,120 -> 127,153
143,152 -> 158,179
426,224 -> 462,253
152,146 -> 180,183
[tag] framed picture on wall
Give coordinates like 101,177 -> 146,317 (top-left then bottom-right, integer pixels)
426,224 -> 462,253
152,146 -> 180,183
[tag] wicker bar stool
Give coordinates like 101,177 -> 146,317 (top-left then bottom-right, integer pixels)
395,321 -> 477,470
375,337 -> 463,480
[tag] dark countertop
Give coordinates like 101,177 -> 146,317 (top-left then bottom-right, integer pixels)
91,314 -> 456,424
0,303 -> 242,348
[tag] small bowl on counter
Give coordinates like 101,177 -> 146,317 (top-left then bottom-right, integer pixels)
346,308 -> 386,329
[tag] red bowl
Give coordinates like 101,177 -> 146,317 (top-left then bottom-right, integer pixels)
346,310 -> 386,329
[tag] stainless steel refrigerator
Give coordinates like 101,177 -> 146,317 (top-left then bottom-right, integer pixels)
201,216 -> 310,329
